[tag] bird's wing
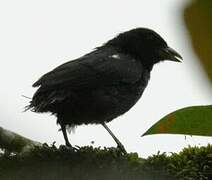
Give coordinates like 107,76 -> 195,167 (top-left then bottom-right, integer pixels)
33,49 -> 143,92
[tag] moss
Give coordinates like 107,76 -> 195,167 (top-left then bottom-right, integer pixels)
0,144 -> 212,180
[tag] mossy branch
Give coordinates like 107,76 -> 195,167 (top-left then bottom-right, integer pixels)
0,126 -> 42,154
0,126 -> 211,179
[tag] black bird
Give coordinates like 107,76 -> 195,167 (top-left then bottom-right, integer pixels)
28,28 -> 182,153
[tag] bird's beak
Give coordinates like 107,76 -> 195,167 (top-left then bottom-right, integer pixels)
160,47 -> 183,62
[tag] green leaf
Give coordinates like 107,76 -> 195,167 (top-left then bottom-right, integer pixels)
142,105 -> 212,136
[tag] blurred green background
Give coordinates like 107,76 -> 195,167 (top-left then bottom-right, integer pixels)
184,0 -> 212,83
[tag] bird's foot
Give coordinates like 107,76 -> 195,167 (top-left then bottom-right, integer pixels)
65,141 -> 72,147
67,143 -> 81,151
117,144 -> 127,154
61,142 -> 78,151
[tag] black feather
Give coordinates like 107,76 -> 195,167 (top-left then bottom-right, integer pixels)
28,28 -> 182,149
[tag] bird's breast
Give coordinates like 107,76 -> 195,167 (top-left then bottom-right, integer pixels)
90,69 -> 151,122
118,69 -> 150,109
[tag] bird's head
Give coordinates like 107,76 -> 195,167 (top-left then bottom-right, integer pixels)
104,28 -> 182,68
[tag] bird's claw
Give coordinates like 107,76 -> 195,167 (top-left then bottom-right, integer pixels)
63,143 -> 79,151
65,142 -> 72,147
117,144 -> 127,154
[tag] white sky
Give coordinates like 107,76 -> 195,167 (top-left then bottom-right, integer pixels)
0,0 -> 211,158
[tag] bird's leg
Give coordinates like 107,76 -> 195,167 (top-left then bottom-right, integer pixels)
61,124 -> 72,147
101,123 -> 127,154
